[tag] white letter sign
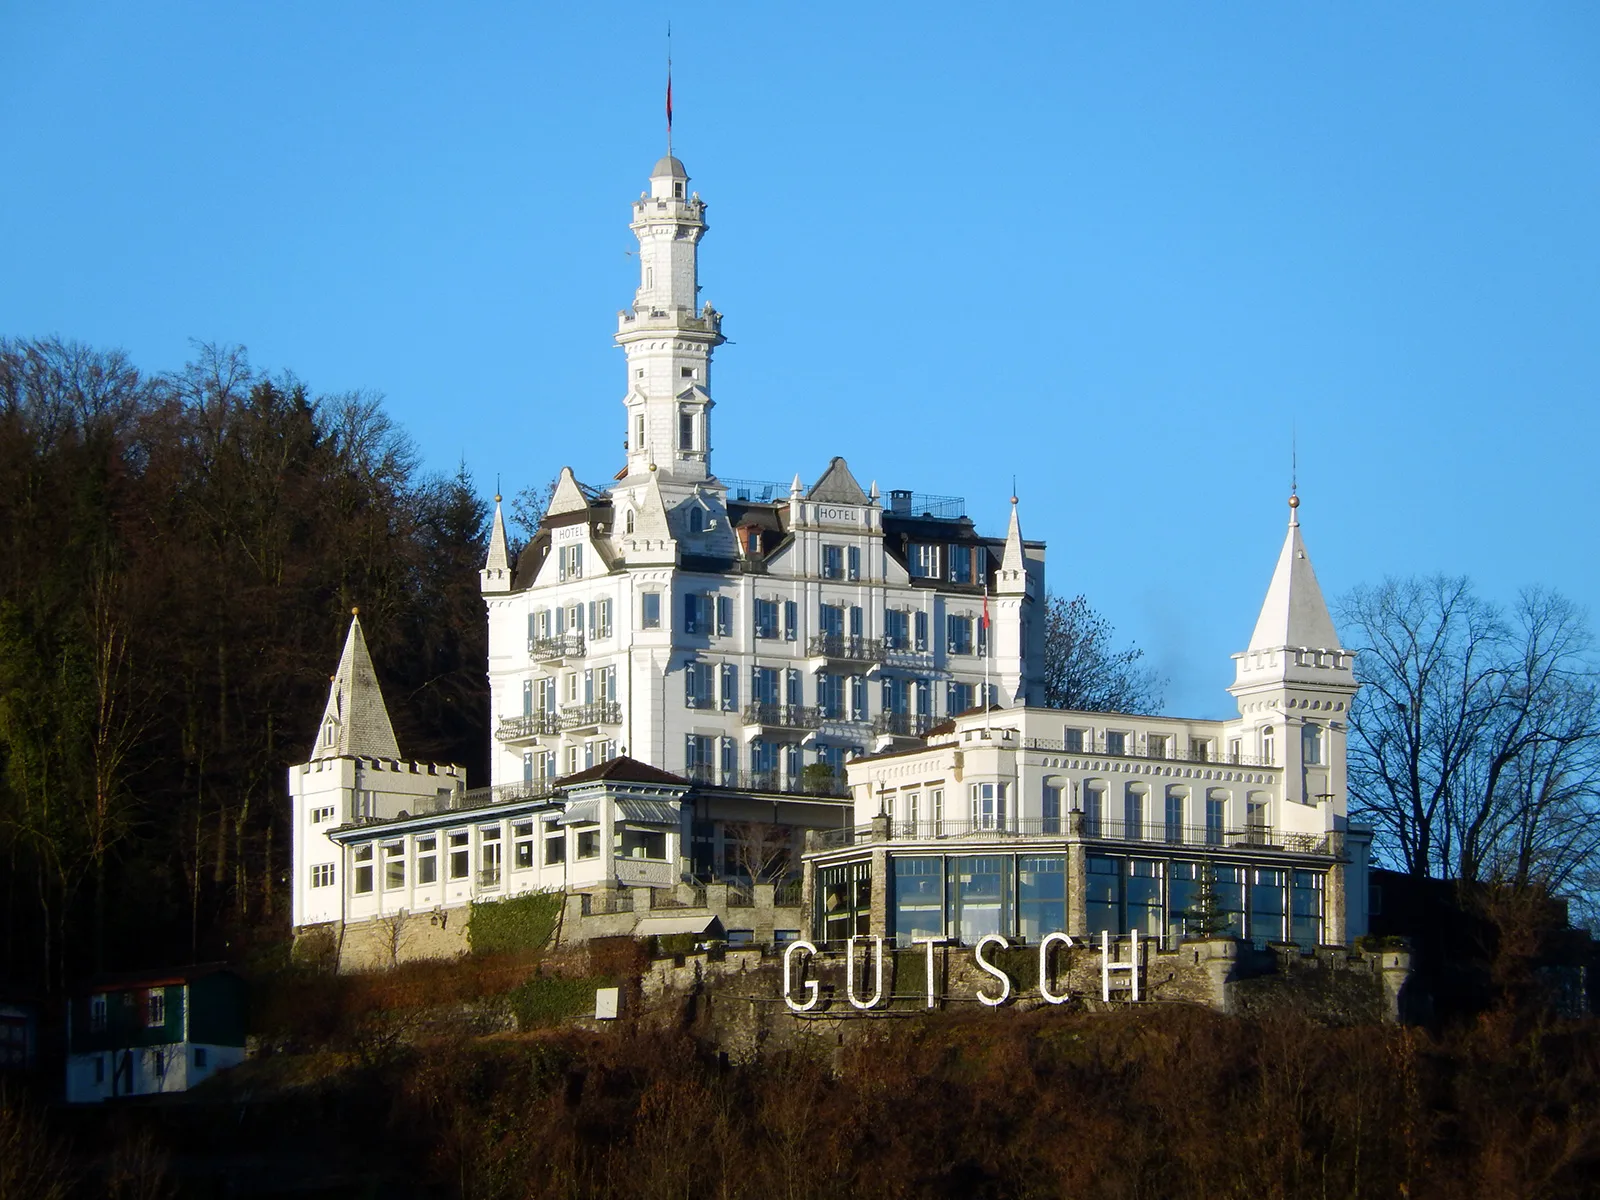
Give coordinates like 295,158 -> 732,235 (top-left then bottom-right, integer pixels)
973,934 -> 1012,1007
783,940 -> 820,1012
914,936 -> 946,1009
845,935 -> 885,1009
1037,932 -> 1074,1005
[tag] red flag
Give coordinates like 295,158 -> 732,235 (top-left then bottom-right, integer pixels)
666,75 -> 673,133
982,594 -> 990,629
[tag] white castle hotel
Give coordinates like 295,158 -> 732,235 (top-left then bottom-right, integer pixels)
290,151 -> 1372,962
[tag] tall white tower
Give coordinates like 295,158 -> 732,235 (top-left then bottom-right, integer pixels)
616,155 -> 725,483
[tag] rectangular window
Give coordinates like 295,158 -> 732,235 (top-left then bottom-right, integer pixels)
1085,854 -> 1121,936
945,855 -> 1012,944
755,598 -> 779,639
847,545 -> 861,581
1123,786 -> 1145,840
685,733 -> 714,779
1165,791 -> 1185,844
885,609 -> 908,650
311,863 -> 335,888
930,787 -> 944,834
784,600 -> 798,641
679,407 -> 695,451
752,665 -> 780,707
1291,870 -> 1324,949
849,605 -> 864,637
904,790 -> 921,828
380,844 -> 403,896
146,989 -> 165,1028
1205,794 -> 1226,845
968,782 -> 1008,831
513,821 -> 535,870
90,994 -> 107,1032
194,1047 -> 207,1070
1018,855 -> 1067,943
891,856 -> 943,946
448,831 -> 470,880
544,826 -> 566,866
1083,784 -> 1104,837
822,544 -> 844,580
949,545 -> 972,584
310,805 -> 336,824
1042,784 -> 1061,834
947,681 -> 974,716
1301,722 -> 1322,766
818,861 -> 872,942
716,595 -> 733,637
946,614 -> 972,656
416,835 -> 438,884
597,598 -> 613,639
480,826 -> 503,887
620,827 -> 669,861
820,604 -> 845,638
1190,737 -> 1211,762
683,592 -> 703,634
685,661 -> 712,708
910,543 -> 941,579
913,611 -> 929,652
576,829 -> 600,860
1250,868 -> 1287,944
557,544 -> 583,581
1105,731 -> 1127,756
1147,734 -> 1169,758
353,845 -> 374,893
642,592 -> 661,629
818,673 -> 845,720
1063,727 -> 1084,752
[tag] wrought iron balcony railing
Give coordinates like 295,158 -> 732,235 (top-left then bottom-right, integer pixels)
871,712 -> 935,738
813,818 -> 1325,854
494,712 -> 561,742
561,701 -> 622,730
528,634 -> 585,662
1024,735 -> 1277,770
741,703 -> 824,731
806,634 -> 885,664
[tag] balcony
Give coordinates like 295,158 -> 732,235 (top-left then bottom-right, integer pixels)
686,764 -> 851,799
457,779 -> 560,810
871,712 -> 934,740
528,634 -> 585,664
742,703 -> 824,732
1024,735 -> 1276,770
806,634 -> 885,667
494,712 -> 561,743
561,701 -> 622,731
811,817 -> 1327,855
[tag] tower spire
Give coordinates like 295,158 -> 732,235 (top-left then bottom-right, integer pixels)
665,22 -> 673,159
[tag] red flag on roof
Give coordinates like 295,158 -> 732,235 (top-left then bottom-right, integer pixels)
982,594 -> 990,629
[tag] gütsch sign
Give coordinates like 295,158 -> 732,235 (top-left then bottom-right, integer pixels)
781,932 -> 1144,1012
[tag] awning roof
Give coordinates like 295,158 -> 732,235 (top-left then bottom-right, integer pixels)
633,914 -> 724,938
557,798 -> 601,826
617,799 -> 682,827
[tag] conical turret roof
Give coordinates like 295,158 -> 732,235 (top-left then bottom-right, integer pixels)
310,611 -> 401,761
1247,497 -> 1341,652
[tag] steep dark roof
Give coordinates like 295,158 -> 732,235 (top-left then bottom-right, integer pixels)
559,756 -> 688,788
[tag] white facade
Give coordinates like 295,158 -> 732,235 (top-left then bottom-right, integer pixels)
480,153 -> 1046,798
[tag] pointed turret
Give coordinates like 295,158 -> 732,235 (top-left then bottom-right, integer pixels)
480,493 -> 511,594
1246,494 -> 1340,654
997,495 -> 1027,594
311,610 -> 401,761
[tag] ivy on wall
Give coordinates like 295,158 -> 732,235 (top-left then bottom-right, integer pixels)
468,891 -> 563,956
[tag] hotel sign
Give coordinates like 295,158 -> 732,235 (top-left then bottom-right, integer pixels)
780,932 -> 1145,1012
811,504 -> 864,527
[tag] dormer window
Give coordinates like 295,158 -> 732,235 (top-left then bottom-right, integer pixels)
673,182 -> 684,198
625,510 -> 635,534
321,719 -> 336,748
689,508 -> 704,534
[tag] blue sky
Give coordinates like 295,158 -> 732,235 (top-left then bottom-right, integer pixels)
3,4 -> 1597,717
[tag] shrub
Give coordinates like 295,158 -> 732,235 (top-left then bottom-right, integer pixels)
508,974 -> 613,1029
469,891 -> 562,956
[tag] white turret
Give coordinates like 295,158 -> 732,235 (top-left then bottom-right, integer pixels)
1230,493 -> 1358,808
481,494 -> 511,594
616,154 -> 724,483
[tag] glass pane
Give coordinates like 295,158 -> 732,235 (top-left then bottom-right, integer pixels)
1017,855 -> 1066,943
892,857 -> 944,946
946,855 -> 1013,944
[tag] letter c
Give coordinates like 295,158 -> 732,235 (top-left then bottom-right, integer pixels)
1038,932 -> 1074,1005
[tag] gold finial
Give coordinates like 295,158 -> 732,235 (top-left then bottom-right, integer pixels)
494,493 -> 502,504
1288,494 -> 1299,510
351,605 -> 359,615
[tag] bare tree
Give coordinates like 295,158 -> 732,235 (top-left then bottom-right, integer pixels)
509,476 -> 559,548
1040,592 -> 1165,713
724,821 -> 795,884
1337,577 -> 1600,889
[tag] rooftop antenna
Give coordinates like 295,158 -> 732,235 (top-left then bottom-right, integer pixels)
665,21 -> 674,159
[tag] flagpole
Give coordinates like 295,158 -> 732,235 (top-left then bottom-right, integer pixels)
666,22 -> 673,159
983,592 -> 991,734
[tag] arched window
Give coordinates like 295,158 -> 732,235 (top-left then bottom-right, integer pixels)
1260,726 -> 1275,765
625,510 -> 635,534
